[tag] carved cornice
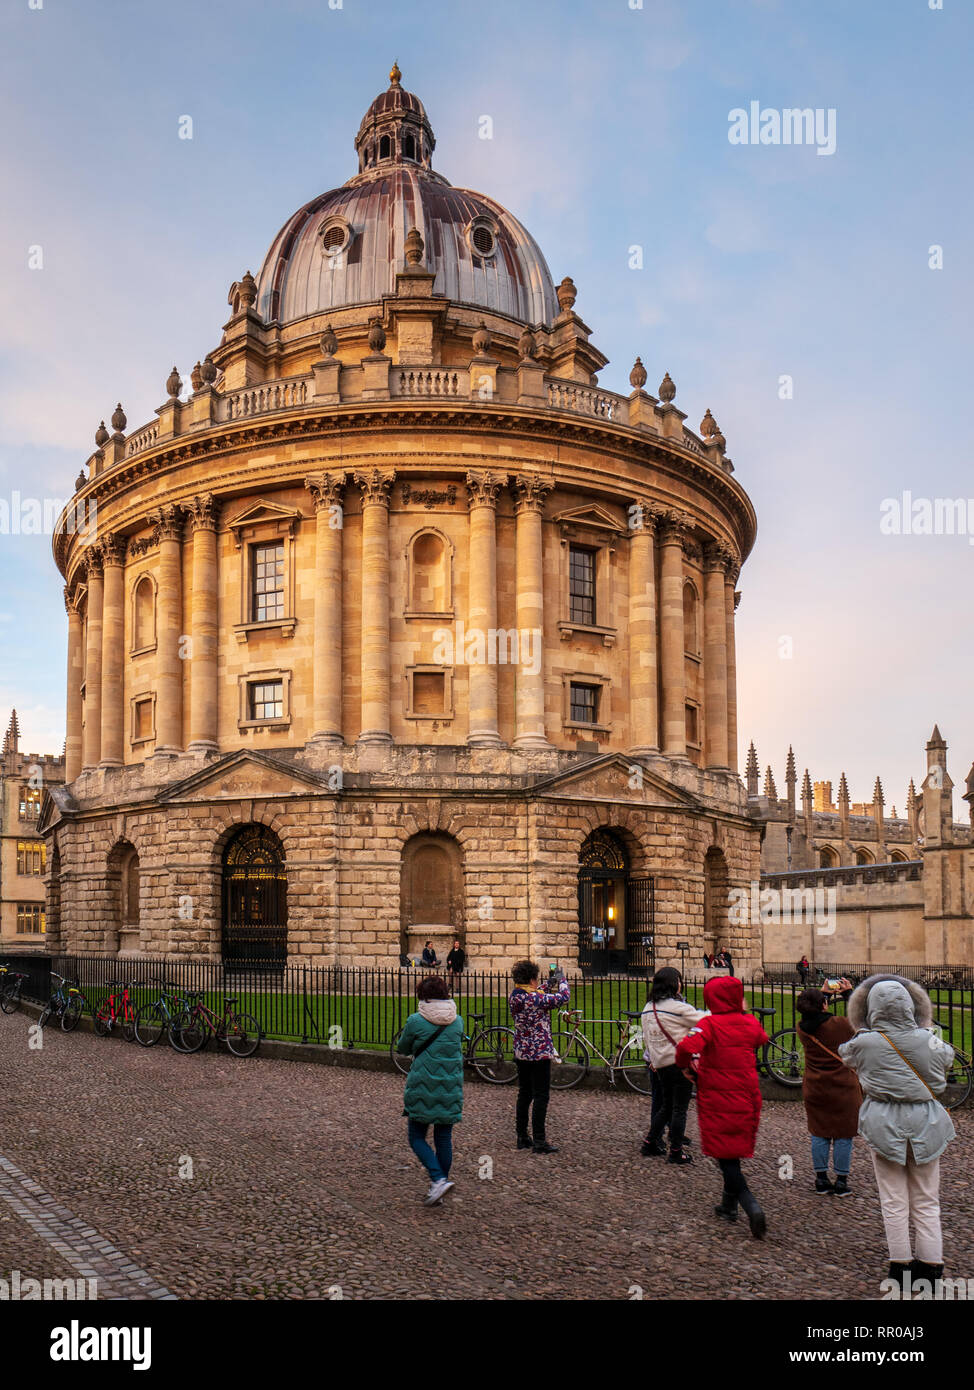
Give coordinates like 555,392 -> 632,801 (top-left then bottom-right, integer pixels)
304,472 -> 346,512
187,492 -> 219,532
511,473 -> 554,515
465,470 -> 503,508
400,481 -> 458,509
353,468 -> 395,507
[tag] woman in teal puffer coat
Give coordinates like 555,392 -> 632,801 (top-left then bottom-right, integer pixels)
397,974 -> 464,1206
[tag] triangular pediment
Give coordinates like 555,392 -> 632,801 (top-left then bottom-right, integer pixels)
533,753 -> 701,808
554,503 -> 626,535
227,499 -> 304,533
37,784 -> 76,836
157,750 -> 327,804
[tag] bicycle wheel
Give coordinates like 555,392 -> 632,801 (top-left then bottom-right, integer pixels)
225,1011 -> 261,1058
549,1029 -> 590,1089
61,994 -> 84,1033
171,1008 -> 207,1053
93,1000 -> 114,1037
943,1048 -> 973,1111
0,983 -> 22,1015
121,1009 -> 137,1044
37,1004 -> 53,1030
134,1002 -> 167,1047
390,1026 -> 413,1074
617,1035 -> 654,1095
764,1027 -> 805,1087
471,1025 -> 517,1083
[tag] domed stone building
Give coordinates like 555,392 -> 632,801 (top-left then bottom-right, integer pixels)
44,67 -> 761,973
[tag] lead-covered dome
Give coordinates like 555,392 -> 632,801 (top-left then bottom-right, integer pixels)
255,66 -> 560,329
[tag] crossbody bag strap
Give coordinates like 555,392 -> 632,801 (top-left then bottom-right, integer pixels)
801,1028 -> 846,1065
411,1024 -> 447,1059
876,1029 -> 939,1101
652,1002 -> 679,1048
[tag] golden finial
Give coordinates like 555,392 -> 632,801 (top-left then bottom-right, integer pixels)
389,61 -> 401,86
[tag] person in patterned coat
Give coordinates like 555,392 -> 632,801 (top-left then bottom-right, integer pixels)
509,960 -> 570,1154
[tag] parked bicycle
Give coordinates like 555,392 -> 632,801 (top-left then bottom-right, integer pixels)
391,1011 -> 515,1083
93,978 -> 137,1041
932,1017 -> 973,1111
170,990 -> 261,1057
38,972 -> 88,1033
134,977 -> 189,1047
549,1009 -> 652,1092
753,1006 -> 805,1087
0,966 -> 29,1015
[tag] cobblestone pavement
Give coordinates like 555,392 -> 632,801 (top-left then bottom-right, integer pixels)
1,1018 -> 970,1301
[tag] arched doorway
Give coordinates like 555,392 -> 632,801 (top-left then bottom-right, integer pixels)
222,825 -> 287,970
400,833 -> 464,961
577,829 -> 654,975
703,846 -> 729,955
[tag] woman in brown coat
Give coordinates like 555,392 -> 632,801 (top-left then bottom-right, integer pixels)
797,986 -> 861,1197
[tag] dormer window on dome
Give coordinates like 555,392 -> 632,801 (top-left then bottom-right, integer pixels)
319,216 -> 352,262
467,217 -> 497,260
354,63 -> 436,174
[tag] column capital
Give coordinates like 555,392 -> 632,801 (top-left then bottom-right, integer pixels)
63,585 -> 81,616
466,469 -> 503,508
703,539 -> 736,575
304,471 -> 346,511
100,532 -> 126,567
657,508 -> 695,545
734,590 -> 742,611
354,468 -> 395,507
188,492 -> 219,532
82,545 -> 104,579
628,501 -> 665,536
150,503 -> 185,541
511,472 -> 553,514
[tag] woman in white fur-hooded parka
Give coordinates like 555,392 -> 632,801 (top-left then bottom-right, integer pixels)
839,974 -> 956,1291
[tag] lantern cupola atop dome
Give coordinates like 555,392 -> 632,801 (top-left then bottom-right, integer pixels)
354,63 -> 435,174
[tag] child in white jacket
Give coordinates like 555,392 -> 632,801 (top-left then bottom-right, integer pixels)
640,967 -> 708,1163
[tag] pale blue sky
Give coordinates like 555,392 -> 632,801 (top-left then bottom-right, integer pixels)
1,0 -> 970,809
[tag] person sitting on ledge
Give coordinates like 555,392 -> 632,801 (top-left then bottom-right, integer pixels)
421,941 -> 438,968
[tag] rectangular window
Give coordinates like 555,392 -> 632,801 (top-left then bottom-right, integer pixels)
16,841 -> 45,876
570,682 -> 599,724
412,671 -> 445,715
249,680 -> 284,722
569,546 -> 596,625
133,698 -> 153,742
19,786 -> 41,820
16,904 -> 44,934
251,542 -> 285,623
685,703 -> 699,746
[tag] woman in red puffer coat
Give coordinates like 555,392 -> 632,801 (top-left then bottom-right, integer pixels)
675,975 -> 769,1238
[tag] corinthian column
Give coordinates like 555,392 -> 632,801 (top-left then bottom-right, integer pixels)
354,469 -> 395,743
64,587 -> 84,782
305,472 -> 346,744
187,494 -> 219,753
82,548 -> 104,771
725,560 -> 740,775
152,504 -> 184,756
465,471 -> 503,747
703,543 -> 730,771
512,473 -> 553,750
659,511 -> 691,759
99,534 -> 125,767
628,505 -> 659,753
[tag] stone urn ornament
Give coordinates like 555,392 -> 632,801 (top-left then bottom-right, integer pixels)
658,371 -> 676,403
319,324 -> 338,359
94,421 -> 109,448
190,361 -> 204,392
472,321 -> 491,355
166,366 -> 182,399
556,276 -> 577,312
404,226 -> 424,267
238,271 -> 257,309
518,327 -> 536,360
111,403 -> 127,434
368,318 -> 387,353
629,356 -> 648,389
200,355 -> 218,385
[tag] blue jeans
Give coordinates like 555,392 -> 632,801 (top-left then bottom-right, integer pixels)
811,1135 -> 852,1175
407,1120 -> 453,1183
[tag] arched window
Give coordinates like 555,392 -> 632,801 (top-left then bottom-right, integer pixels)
222,824 -> 288,969
408,530 -> 449,613
889,850 -> 908,863
703,846 -> 729,951
818,845 -> 838,869
132,575 -> 156,651
379,134 -> 391,160
855,847 -> 874,866
683,581 -> 700,655
403,133 -> 415,160
106,839 -> 139,954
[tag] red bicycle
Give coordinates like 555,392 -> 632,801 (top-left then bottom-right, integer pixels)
94,978 -> 137,1041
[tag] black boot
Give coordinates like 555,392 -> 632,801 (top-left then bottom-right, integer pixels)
667,1148 -> 693,1165
888,1261 -> 912,1294
714,1190 -> 738,1223
641,1140 -> 666,1156
516,1134 -> 532,1150
814,1171 -> 834,1195
909,1259 -> 943,1293
739,1186 -> 766,1239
